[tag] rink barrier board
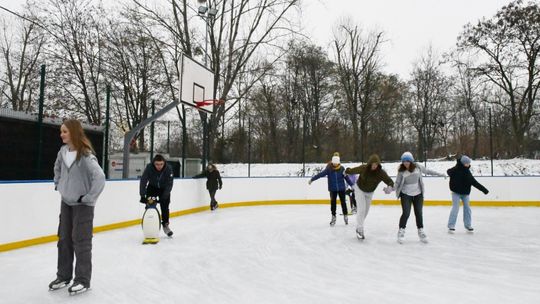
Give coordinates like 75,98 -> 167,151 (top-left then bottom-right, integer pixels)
1,199 -> 539,252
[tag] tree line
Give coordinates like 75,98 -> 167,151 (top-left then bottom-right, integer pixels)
1,0 -> 539,164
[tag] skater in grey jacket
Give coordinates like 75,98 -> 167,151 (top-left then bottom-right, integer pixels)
49,119 -> 105,294
394,152 -> 445,244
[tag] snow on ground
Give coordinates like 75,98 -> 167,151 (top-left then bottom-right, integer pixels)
1,205 -> 539,304
219,159 -> 540,177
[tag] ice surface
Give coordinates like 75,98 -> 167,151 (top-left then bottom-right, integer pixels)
1,205 -> 539,304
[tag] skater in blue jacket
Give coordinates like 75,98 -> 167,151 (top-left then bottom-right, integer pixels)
309,152 -> 353,226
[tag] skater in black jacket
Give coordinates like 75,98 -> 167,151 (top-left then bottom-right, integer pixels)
194,163 -> 223,210
139,155 -> 175,236
447,155 -> 489,233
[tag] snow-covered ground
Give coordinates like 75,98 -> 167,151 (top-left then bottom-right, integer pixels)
219,159 -> 540,177
2,205 -> 539,304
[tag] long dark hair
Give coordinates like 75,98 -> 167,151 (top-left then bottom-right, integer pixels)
398,162 -> 416,172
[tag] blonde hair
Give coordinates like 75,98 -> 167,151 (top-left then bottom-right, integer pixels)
62,119 -> 95,160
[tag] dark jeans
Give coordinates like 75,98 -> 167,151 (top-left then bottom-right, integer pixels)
349,192 -> 357,208
145,185 -> 171,225
209,188 -> 218,208
57,202 -> 95,286
330,191 -> 347,216
399,193 -> 424,229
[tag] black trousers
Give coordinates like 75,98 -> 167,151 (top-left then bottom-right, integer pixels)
330,191 -> 348,216
399,193 -> 424,229
350,192 -> 357,208
208,188 -> 218,208
145,185 -> 171,225
57,202 -> 94,286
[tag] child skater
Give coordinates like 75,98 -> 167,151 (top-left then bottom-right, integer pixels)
394,152 -> 445,244
49,119 -> 105,294
193,163 -> 223,211
345,154 -> 394,240
447,155 -> 489,233
309,152 -> 354,226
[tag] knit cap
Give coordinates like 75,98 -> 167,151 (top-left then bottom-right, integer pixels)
400,152 -> 414,163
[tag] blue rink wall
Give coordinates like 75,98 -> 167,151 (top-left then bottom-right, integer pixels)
1,176 -> 539,252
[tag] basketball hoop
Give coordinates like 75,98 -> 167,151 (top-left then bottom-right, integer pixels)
195,99 -> 225,112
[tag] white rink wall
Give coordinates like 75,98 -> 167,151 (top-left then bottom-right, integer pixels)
1,176 -> 539,247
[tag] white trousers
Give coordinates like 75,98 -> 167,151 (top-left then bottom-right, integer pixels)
354,184 -> 374,232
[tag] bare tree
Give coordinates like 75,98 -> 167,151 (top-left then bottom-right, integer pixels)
36,0 -> 107,124
407,47 -> 451,161
449,53 -> 489,158
333,20 -> 384,161
0,13 -> 44,111
457,0 -> 540,155
132,0 -> 300,160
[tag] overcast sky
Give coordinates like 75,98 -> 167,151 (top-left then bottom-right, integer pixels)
2,0 -> 514,79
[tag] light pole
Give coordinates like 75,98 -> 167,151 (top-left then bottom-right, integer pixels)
198,2 -> 218,67
198,1 -> 217,171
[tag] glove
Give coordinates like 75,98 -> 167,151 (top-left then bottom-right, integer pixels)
308,180 -> 312,185
483,189 -> 489,195
140,195 -> 147,204
219,185 -> 222,190
345,188 -> 353,196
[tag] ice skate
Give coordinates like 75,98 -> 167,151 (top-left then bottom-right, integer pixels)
48,278 -> 70,291
68,282 -> 89,295
418,228 -> 428,243
163,223 -> 173,237
397,228 -> 405,244
330,215 -> 336,226
356,228 -> 365,240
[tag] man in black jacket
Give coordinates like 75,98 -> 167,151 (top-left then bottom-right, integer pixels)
447,155 -> 489,233
194,163 -> 223,210
140,154 -> 175,236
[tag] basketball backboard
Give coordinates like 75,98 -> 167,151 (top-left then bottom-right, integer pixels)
179,53 -> 215,113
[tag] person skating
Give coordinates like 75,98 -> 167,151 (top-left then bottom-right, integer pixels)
345,154 -> 394,240
140,155 -> 175,236
49,119 -> 106,294
345,174 -> 358,214
394,152 -> 445,244
447,155 -> 489,233
193,163 -> 223,210
309,152 -> 354,226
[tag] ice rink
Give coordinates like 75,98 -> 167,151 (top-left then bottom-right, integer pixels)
1,204 -> 539,304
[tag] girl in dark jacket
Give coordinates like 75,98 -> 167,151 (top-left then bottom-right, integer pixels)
345,154 -> 394,239
194,163 -> 223,210
309,152 -> 353,226
447,155 -> 489,233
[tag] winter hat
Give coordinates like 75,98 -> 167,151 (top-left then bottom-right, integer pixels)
367,154 -> 381,165
331,152 -> 340,165
460,155 -> 472,165
400,151 -> 414,163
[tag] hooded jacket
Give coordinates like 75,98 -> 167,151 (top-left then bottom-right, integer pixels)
53,145 -> 106,207
311,163 -> 353,192
139,162 -> 174,199
447,159 -> 488,195
345,154 -> 394,193
193,165 -> 223,190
